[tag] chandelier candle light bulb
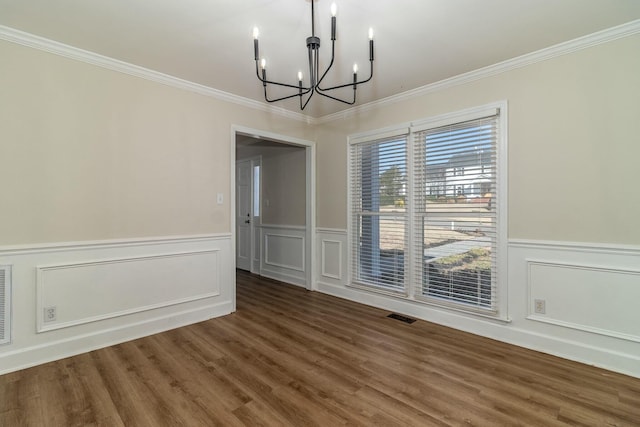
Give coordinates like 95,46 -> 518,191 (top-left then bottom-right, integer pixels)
369,28 -> 374,60
353,63 -> 358,89
253,27 -> 259,60
331,3 -> 337,40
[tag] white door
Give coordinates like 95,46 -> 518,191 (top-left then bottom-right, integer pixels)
236,159 -> 252,271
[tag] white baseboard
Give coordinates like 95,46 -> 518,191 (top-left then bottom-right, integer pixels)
259,271 -> 307,288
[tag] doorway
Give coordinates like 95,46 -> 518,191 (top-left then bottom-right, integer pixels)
232,126 -> 315,291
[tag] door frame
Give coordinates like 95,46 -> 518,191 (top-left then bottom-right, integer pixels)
235,156 -> 261,273
231,125 -> 316,295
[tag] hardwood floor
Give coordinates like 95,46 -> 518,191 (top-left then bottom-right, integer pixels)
1,270 -> 639,426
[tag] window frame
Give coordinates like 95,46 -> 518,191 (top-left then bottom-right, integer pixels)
347,102 -> 508,320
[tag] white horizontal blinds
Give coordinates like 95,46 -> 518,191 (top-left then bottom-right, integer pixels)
351,136 -> 407,292
413,114 -> 499,311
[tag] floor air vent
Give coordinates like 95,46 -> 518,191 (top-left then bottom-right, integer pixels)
387,313 -> 417,324
0,266 -> 11,345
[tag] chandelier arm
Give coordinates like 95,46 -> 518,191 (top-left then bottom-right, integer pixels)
300,87 -> 315,110
317,61 -> 373,92
314,86 -> 356,105
314,46 -> 320,87
264,86 -> 312,103
315,40 -> 336,88
256,62 -> 311,90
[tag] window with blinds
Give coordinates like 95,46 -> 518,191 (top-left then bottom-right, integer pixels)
350,136 -> 408,293
349,105 -> 505,317
413,114 -> 499,312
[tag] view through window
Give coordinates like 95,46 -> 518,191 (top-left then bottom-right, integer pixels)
350,107 -> 502,314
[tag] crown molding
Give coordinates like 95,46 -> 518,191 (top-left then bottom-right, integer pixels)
2,19 -> 639,127
316,19 -> 640,124
0,25 -> 312,124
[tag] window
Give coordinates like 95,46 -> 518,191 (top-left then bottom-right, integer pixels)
349,105 -> 505,317
350,135 -> 408,293
413,114 -> 499,311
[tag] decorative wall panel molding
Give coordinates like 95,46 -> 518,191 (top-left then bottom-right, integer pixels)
36,250 -> 220,332
260,226 -> 307,287
527,260 -> 640,342
315,229 -> 348,288
321,239 -> 343,280
0,234 -> 233,375
264,234 -> 305,271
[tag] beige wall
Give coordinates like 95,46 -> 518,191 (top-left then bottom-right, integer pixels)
261,147 -> 306,226
315,35 -> 640,245
2,33 -> 639,246
237,143 -> 307,226
0,40 -> 313,245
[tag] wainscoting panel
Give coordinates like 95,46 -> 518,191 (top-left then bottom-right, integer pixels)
527,260 -> 640,342
260,225 -> 307,287
264,234 -> 304,271
316,228 -> 348,287
0,234 -> 233,375
36,250 -> 220,333
321,240 -> 342,279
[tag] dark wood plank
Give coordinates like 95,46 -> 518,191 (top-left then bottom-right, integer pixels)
1,270 -> 639,426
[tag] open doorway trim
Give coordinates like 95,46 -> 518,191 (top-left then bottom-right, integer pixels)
231,125 -> 316,297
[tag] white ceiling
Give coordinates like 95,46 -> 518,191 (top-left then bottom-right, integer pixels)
1,0 -> 639,118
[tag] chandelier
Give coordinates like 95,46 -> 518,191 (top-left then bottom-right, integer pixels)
253,1 -> 374,110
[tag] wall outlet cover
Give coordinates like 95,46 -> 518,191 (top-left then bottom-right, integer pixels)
534,299 -> 546,314
44,306 -> 57,322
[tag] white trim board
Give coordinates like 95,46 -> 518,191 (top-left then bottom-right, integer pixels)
509,238 -> 640,254
259,224 -> 307,231
0,233 -> 232,256
2,20 -> 639,124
